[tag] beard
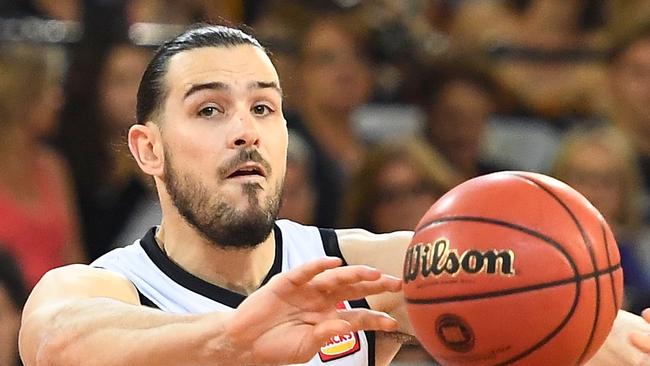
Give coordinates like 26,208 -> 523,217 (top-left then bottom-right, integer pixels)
162,148 -> 282,250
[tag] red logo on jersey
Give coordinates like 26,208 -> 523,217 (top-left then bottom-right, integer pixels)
318,302 -> 362,362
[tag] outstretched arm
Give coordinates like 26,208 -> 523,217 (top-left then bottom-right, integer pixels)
20,257 -> 401,366
336,228 -> 650,366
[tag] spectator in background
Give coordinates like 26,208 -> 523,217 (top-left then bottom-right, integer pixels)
278,130 -> 318,225
451,0 -> 607,120
289,11 -> 374,227
422,68 -> 498,178
606,21 -> 650,200
58,42 -> 159,260
341,138 -> 460,364
0,43 -> 85,288
0,249 -> 27,366
341,139 -> 461,232
550,124 -> 650,314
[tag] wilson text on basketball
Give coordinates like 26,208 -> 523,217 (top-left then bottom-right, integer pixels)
403,238 -> 515,283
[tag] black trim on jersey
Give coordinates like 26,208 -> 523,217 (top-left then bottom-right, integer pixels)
348,298 -> 375,366
365,330 -> 376,366
139,225 -> 283,308
319,228 -> 348,265
138,290 -> 160,309
320,228 -> 376,366
92,264 -> 161,310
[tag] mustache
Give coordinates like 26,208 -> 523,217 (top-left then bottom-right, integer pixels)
218,149 -> 272,178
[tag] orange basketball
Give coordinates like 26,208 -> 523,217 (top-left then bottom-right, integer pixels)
403,171 -> 623,366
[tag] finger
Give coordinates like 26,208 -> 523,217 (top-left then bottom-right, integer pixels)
312,319 -> 354,342
323,274 -> 402,302
630,332 -> 650,354
337,308 -> 399,333
311,265 -> 383,291
283,257 -> 343,287
643,308 -> 650,323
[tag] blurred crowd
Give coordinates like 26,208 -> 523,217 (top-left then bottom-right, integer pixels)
2,0 -> 650,365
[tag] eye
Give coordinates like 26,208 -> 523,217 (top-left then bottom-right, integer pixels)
197,106 -> 221,118
252,104 -> 274,116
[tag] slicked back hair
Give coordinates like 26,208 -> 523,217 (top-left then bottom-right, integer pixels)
136,24 -> 265,124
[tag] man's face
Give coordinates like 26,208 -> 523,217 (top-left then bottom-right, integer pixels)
158,45 -> 287,248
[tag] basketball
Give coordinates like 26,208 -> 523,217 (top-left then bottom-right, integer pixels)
402,171 -> 623,365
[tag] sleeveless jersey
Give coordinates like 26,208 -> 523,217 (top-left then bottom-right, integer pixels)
91,219 -> 376,366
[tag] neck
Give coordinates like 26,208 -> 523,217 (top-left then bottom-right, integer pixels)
156,214 -> 276,296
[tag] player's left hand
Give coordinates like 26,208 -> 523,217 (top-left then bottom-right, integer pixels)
589,310 -> 650,366
629,309 -> 650,365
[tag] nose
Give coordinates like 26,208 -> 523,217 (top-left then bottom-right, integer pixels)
228,112 -> 260,148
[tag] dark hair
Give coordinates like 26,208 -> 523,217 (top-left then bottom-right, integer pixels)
0,249 -> 27,311
136,24 -> 265,124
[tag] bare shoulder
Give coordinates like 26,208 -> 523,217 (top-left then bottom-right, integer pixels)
23,264 -> 140,318
335,228 -> 413,279
334,228 -> 415,339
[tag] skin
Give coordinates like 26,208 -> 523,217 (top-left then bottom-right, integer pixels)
18,42 -> 650,366
18,44 -> 402,366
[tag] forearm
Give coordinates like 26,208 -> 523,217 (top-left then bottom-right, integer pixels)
21,297 -> 236,366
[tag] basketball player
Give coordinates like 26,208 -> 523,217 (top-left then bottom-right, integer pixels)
18,25 -> 650,366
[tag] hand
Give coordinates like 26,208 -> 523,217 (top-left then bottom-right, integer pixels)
225,257 -> 402,365
590,310 -> 650,366
630,309 -> 650,365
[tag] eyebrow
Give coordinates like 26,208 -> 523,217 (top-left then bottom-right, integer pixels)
183,80 -> 283,100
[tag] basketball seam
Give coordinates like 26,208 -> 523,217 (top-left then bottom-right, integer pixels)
415,216 -> 580,277
601,222 -> 620,313
510,173 -> 602,365
414,215 -> 584,365
405,264 -> 621,304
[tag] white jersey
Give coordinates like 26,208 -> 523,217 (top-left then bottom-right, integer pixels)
92,219 -> 376,366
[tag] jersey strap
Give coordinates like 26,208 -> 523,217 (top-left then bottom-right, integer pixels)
318,228 -> 376,366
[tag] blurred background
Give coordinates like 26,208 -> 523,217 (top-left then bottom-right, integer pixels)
2,0 -> 650,365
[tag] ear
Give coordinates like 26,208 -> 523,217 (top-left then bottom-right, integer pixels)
128,122 -> 164,177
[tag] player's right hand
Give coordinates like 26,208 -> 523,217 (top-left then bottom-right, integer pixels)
222,256 -> 402,365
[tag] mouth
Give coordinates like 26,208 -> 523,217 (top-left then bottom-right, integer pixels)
226,163 -> 267,180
